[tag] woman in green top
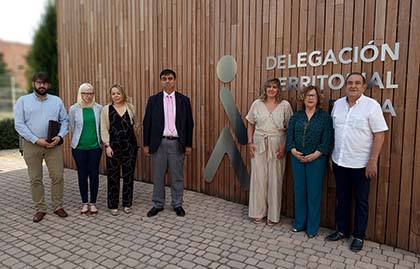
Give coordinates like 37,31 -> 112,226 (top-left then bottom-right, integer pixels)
69,83 -> 103,215
286,85 -> 333,238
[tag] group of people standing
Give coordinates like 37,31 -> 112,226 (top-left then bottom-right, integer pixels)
15,70 -> 386,253
14,69 -> 194,222
246,72 -> 387,252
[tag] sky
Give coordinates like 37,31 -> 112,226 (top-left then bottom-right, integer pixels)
0,0 -> 49,44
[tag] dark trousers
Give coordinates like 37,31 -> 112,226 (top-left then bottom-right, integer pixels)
106,143 -> 137,209
291,155 -> 327,236
333,162 -> 370,239
72,148 -> 102,204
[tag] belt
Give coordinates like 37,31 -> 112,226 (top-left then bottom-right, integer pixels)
163,136 -> 178,140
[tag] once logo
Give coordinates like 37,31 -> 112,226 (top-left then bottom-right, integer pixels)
204,55 -> 250,189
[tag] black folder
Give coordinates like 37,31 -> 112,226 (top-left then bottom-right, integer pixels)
47,120 -> 61,143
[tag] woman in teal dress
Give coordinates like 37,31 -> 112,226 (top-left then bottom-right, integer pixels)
286,85 -> 333,238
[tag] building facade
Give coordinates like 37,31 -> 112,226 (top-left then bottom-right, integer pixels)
57,0 -> 420,252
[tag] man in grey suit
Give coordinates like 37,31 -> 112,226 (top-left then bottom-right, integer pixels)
143,69 -> 194,217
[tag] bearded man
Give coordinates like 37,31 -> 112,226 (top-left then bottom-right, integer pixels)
14,72 -> 69,223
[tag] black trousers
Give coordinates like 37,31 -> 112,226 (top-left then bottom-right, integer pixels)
333,162 -> 370,239
106,142 -> 137,209
72,147 -> 102,203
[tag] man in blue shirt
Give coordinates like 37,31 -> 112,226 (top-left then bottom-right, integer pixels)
14,72 -> 69,223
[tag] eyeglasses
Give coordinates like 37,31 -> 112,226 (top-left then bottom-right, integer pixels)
35,81 -> 48,86
305,94 -> 317,99
160,77 -> 174,82
81,92 -> 94,96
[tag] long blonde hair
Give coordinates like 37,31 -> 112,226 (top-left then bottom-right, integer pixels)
77,83 -> 96,108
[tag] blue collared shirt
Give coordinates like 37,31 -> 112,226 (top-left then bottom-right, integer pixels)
14,92 -> 69,144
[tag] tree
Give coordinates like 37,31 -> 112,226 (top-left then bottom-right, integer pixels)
26,0 -> 58,95
0,53 -> 9,75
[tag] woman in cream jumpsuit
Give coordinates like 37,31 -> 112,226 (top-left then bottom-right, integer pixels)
246,78 -> 293,225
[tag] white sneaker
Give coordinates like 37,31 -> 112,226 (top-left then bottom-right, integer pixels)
123,207 -> 131,214
80,204 -> 89,215
110,209 -> 118,216
89,204 -> 98,215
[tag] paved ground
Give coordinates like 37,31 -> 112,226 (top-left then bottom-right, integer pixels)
0,149 -> 419,269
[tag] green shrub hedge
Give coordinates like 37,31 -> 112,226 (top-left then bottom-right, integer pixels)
0,118 -> 19,149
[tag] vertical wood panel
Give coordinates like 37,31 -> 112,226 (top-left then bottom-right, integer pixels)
57,0 -> 420,252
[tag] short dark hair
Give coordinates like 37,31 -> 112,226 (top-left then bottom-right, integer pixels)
160,69 -> 176,79
345,72 -> 366,84
299,85 -> 323,109
32,72 -> 50,83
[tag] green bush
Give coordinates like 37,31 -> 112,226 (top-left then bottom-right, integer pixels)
0,119 -> 19,149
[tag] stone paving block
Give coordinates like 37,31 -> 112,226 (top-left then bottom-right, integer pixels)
331,261 -> 346,268
274,259 -> 294,268
285,255 -> 296,263
399,259 -> 415,268
58,261 -> 78,269
51,258 -> 65,266
325,253 -> 346,263
256,261 -> 277,269
341,250 -> 361,260
81,260 -> 100,269
295,257 -> 309,266
203,252 -> 221,262
208,262 -> 221,269
395,265 -> 412,269
194,256 -> 211,267
353,261 -> 377,269
278,247 -> 297,256
226,260 -> 247,269
367,251 -> 387,261
308,255 -> 318,262
296,252 -> 309,260
313,244 -> 332,253
121,257 -> 139,267
345,258 -> 357,265
404,254 -> 419,263
383,249 -> 404,260
146,257 -> 161,266
40,253 -> 58,263
229,253 -> 247,262
305,261 -> 317,268
388,256 -> 399,264
318,257 -> 332,266
318,265 -> 333,269
12,262 -> 28,269
166,265 -> 182,269
254,253 -> 268,261
2,257 -> 19,267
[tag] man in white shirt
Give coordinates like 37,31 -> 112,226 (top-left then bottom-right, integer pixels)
325,72 -> 388,252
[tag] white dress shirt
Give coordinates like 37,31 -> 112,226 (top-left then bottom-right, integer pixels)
163,91 -> 179,137
331,94 -> 388,168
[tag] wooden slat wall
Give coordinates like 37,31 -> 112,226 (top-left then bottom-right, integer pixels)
57,0 -> 420,252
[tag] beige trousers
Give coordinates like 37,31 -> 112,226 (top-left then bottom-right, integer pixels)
248,134 -> 286,223
23,140 -> 64,212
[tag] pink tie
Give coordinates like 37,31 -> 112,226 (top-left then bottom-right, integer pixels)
166,95 -> 176,133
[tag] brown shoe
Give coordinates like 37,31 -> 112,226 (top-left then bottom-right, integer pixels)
54,208 -> 68,218
33,212 -> 46,223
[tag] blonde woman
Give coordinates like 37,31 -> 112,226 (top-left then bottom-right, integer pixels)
246,78 -> 293,225
69,83 -> 103,215
101,84 -> 139,216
